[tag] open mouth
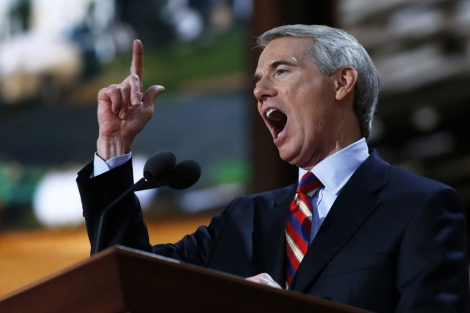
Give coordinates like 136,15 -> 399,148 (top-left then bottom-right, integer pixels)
266,108 -> 287,138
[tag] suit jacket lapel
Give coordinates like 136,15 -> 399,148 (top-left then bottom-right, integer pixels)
258,184 -> 296,286
290,150 -> 389,292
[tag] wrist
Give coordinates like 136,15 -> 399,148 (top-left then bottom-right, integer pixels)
96,136 -> 132,160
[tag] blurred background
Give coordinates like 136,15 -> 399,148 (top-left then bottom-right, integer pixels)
1,0 -> 469,296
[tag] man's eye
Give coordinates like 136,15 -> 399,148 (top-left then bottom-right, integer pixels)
276,69 -> 288,75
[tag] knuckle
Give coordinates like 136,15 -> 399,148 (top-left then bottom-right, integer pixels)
99,86 -> 113,93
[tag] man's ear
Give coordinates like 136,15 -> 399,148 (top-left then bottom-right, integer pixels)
334,67 -> 358,101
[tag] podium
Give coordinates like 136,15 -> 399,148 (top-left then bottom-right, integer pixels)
0,246 -> 367,312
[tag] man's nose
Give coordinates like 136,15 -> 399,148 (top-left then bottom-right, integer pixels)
254,78 -> 277,102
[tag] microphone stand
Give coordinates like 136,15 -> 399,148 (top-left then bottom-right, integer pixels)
92,178 -> 147,255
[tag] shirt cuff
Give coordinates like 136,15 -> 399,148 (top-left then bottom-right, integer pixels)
93,152 -> 132,177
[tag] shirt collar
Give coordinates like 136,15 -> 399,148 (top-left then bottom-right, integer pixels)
298,138 -> 369,195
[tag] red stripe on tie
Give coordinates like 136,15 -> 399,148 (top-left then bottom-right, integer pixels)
286,220 -> 308,253
290,196 -> 312,235
286,240 -> 301,269
285,248 -> 298,286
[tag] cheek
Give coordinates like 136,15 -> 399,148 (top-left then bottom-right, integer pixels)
299,98 -> 327,138
290,85 -> 315,118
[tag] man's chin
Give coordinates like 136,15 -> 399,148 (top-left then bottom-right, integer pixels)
278,148 -> 299,166
279,149 -> 315,169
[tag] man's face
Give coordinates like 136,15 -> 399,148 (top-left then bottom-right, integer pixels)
253,36 -> 339,169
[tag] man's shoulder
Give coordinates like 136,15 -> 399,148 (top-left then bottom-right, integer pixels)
365,149 -> 454,193
388,164 -> 449,189
382,165 -> 464,212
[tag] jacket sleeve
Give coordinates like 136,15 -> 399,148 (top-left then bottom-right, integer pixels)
151,197 -> 240,266
77,159 -> 153,254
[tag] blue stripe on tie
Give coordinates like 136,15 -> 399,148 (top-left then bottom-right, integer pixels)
298,172 -> 317,188
286,213 -> 310,242
287,257 -> 296,278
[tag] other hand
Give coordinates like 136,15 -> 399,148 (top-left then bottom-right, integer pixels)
245,273 -> 282,289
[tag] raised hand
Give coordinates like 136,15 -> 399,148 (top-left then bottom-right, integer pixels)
96,39 -> 165,160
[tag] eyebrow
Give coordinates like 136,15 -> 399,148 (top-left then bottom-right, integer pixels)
252,59 -> 298,87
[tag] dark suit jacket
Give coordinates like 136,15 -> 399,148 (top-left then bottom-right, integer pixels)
77,150 -> 470,312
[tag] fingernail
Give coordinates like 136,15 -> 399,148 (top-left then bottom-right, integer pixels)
120,112 -> 127,119
132,97 -> 140,105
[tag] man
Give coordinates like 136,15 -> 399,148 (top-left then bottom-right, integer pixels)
77,25 -> 469,312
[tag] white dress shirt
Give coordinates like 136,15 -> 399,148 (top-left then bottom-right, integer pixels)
298,138 -> 369,243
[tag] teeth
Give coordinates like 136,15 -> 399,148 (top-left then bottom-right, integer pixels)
266,108 -> 277,118
266,108 -> 285,122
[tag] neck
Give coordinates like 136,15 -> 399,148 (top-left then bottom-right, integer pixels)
300,124 -> 362,170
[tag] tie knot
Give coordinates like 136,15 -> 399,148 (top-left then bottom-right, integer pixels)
298,171 -> 323,197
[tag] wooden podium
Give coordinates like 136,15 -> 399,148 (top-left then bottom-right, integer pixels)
0,246 -> 367,312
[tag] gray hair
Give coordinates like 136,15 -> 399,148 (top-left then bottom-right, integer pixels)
257,25 -> 380,139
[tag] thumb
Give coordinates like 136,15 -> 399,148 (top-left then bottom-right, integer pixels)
143,85 -> 165,107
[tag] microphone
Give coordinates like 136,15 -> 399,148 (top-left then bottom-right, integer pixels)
143,150 -> 176,181
136,159 -> 201,191
169,160 -> 201,190
92,151 -> 200,255
142,150 -> 201,189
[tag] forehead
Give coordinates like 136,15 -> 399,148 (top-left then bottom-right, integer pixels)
257,37 -> 313,67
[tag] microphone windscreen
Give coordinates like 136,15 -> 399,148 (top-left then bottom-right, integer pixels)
169,160 -> 201,190
143,150 -> 176,181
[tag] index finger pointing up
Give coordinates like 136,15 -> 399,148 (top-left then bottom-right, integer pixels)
131,39 -> 143,84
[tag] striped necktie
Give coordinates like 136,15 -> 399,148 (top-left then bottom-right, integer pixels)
285,171 -> 323,288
